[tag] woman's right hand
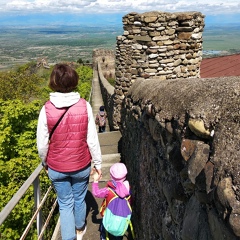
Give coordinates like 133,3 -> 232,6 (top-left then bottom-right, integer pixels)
91,167 -> 102,182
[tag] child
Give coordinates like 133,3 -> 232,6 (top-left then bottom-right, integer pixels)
95,106 -> 107,133
92,163 -> 131,240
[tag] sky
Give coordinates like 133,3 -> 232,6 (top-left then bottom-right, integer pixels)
0,0 -> 240,26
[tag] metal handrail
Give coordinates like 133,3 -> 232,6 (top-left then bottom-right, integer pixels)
20,185 -> 55,240
38,198 -> 58,240
0,163 -> 56,239
0,163 -> 43,225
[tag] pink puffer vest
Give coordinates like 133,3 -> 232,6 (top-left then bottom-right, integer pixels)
45,98 -> 91,172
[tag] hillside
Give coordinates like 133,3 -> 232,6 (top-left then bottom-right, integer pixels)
0,24 -> 240,71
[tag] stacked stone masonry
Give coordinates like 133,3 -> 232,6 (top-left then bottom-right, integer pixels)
114,11 -> 205,128
96,60 -> 240,239
120,77 -> 240,240
93,10 -> 240,239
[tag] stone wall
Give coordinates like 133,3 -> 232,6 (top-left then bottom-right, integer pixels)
93,10 -> 240,240
114,11 -> 204,128
120,76 -> 240,240
92,48 -> 115,79
97,62 -> 117,131
92,48 -> 120,130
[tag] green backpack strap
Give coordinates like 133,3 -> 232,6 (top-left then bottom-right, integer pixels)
129,220 -> 135,239
106,230 -> 109,240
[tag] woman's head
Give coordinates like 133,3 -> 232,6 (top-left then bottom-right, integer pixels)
49,63 -> 79,93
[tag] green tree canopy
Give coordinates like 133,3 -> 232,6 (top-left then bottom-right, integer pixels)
0,62 -> 45,103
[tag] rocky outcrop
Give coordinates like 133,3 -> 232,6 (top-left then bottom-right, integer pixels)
37,57 -> 50,69
120,76 -> 240,239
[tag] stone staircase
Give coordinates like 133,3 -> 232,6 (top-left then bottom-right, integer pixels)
96,131 -> 122,180
84,131 -> 122,240
83,67 -> 125,239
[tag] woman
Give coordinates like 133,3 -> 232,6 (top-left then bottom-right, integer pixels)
37,63 -> 102,240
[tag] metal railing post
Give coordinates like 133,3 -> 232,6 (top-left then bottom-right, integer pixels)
34,175 -> 43,239
0,164 -> 43,226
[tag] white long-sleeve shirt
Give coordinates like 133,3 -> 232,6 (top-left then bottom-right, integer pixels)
37,92 -> 102,170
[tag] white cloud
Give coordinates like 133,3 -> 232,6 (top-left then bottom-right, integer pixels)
0,0 -> 240,15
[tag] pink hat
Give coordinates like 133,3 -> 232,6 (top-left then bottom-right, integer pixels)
110,163 -> 127,182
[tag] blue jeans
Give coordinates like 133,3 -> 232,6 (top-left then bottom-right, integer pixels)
48,165 -> 91,240
99,126 -> 106,133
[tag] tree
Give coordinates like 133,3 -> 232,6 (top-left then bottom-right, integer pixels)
0,100 -> 49,239
77,58 -> 84,64
0,62 -> 45,103
75,65 -> 93,100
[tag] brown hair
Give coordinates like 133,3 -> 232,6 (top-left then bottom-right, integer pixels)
49,63 -> 79,93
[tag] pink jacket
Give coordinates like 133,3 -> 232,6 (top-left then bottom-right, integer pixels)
45,98 -> 91,172
92,180 -> 131,217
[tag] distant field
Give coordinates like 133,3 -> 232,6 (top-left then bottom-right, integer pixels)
0,25 -> 122,70
203,25 -> 240,56
0,24 -> 240,70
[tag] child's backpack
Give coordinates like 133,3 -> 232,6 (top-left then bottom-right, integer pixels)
98,111 -> 106,127
102,188 -> 134,238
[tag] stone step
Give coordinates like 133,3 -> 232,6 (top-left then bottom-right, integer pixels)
98,131 -> 122,155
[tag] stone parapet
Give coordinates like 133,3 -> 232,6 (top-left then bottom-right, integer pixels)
97,62 -> 119,130
92,48 -> 115,80
120,76 -> 240,239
